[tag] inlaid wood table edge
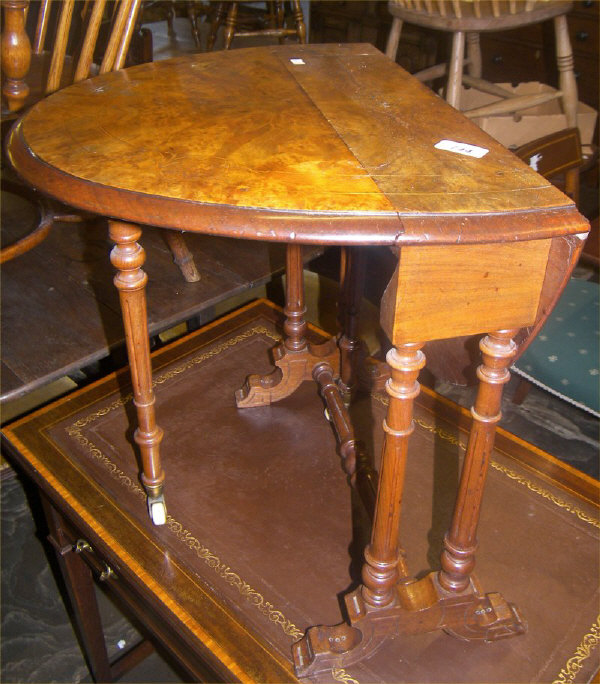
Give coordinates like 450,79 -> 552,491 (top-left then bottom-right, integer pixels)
2,301 -> 598,684
6,43 -> 591,677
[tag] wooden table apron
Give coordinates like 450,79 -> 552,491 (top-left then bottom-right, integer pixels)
6,43 -> 590,676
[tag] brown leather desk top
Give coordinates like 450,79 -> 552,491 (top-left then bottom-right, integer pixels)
3,302 -> 599,683
8,44 -> 587,245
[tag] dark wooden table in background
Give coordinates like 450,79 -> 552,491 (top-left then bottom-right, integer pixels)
0,194 -> 320,405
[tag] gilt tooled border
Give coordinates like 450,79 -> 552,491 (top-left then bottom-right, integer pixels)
373,391 -> 600,683
65,324 -> 304,641
371,393 -> 600,530
552,616 -> 600,684
64,325 -> 599,682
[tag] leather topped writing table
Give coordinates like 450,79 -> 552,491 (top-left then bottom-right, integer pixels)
7,43 -> 590,675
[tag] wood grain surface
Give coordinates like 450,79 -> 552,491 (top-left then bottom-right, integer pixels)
7,43 -> 587,245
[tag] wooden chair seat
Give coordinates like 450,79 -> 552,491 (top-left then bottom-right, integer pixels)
386,0 -> 578,132
388,1 -> 573,31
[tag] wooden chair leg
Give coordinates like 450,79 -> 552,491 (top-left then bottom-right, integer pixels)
554,14 -> 578,129
41,495 -> 114,683
224,2 -> 238,50
446,30 -> 465,109
159,0 -> 177,37
161,230 -> 200,283
187,0 -> 202,48
439,330 -> 518,593
385,17 -> 403,61
291,0 -> 306,44
466,31 -> 482,78
206,1 -> 226,50
109,220 -> 166,526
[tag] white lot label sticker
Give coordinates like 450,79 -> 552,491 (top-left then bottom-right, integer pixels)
434,139 -> 489,158
290,58 -> 305,65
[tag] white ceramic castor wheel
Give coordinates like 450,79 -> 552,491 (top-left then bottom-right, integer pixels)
149,498 -> 167,526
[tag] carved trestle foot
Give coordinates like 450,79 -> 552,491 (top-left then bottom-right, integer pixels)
237,243 -> 344,407
235,338 -> 340,408
293,573 -> 525,677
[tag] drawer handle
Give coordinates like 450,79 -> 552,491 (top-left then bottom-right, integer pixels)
576,31 -> 589,42
74,539 -> 93,553
492,55 -> 503,64
582,1 -> 593,8
99,564 -> 116,582
73,539 -> 117,581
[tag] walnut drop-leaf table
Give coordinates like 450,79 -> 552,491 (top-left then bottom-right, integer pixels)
7,43 -> 589,675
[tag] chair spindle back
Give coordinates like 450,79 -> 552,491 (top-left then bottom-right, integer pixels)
31,0 -> 140,96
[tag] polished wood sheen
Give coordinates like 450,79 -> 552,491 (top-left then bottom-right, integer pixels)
0,0 -> 199,280
6,44 -> 590,676
8,44 -> 584,243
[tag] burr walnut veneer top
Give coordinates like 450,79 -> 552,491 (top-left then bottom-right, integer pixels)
8,43 -> 587,245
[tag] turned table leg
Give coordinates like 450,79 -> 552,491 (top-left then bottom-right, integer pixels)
294,333 -> 525,677
283,243 -> 308,353
109,220 -> 166,526
362,343 -> 424,604
236,243 -> 339,408
439,330 -> 518,593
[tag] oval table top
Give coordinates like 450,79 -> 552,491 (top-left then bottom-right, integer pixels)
8,43 -> 587,246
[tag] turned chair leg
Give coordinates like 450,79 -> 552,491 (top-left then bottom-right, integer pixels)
161,230 -> 200,283
385,16 -> 403,61
446,30 -> 465,109
361,343 -> 425,607
554,14 -> 578,129
109,220 -> 166,526
466,31 -> 482,78
224,2 -> 238,50
439,330 -> 518,593
291,0 -> 306,43
206,1 -> 226,50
